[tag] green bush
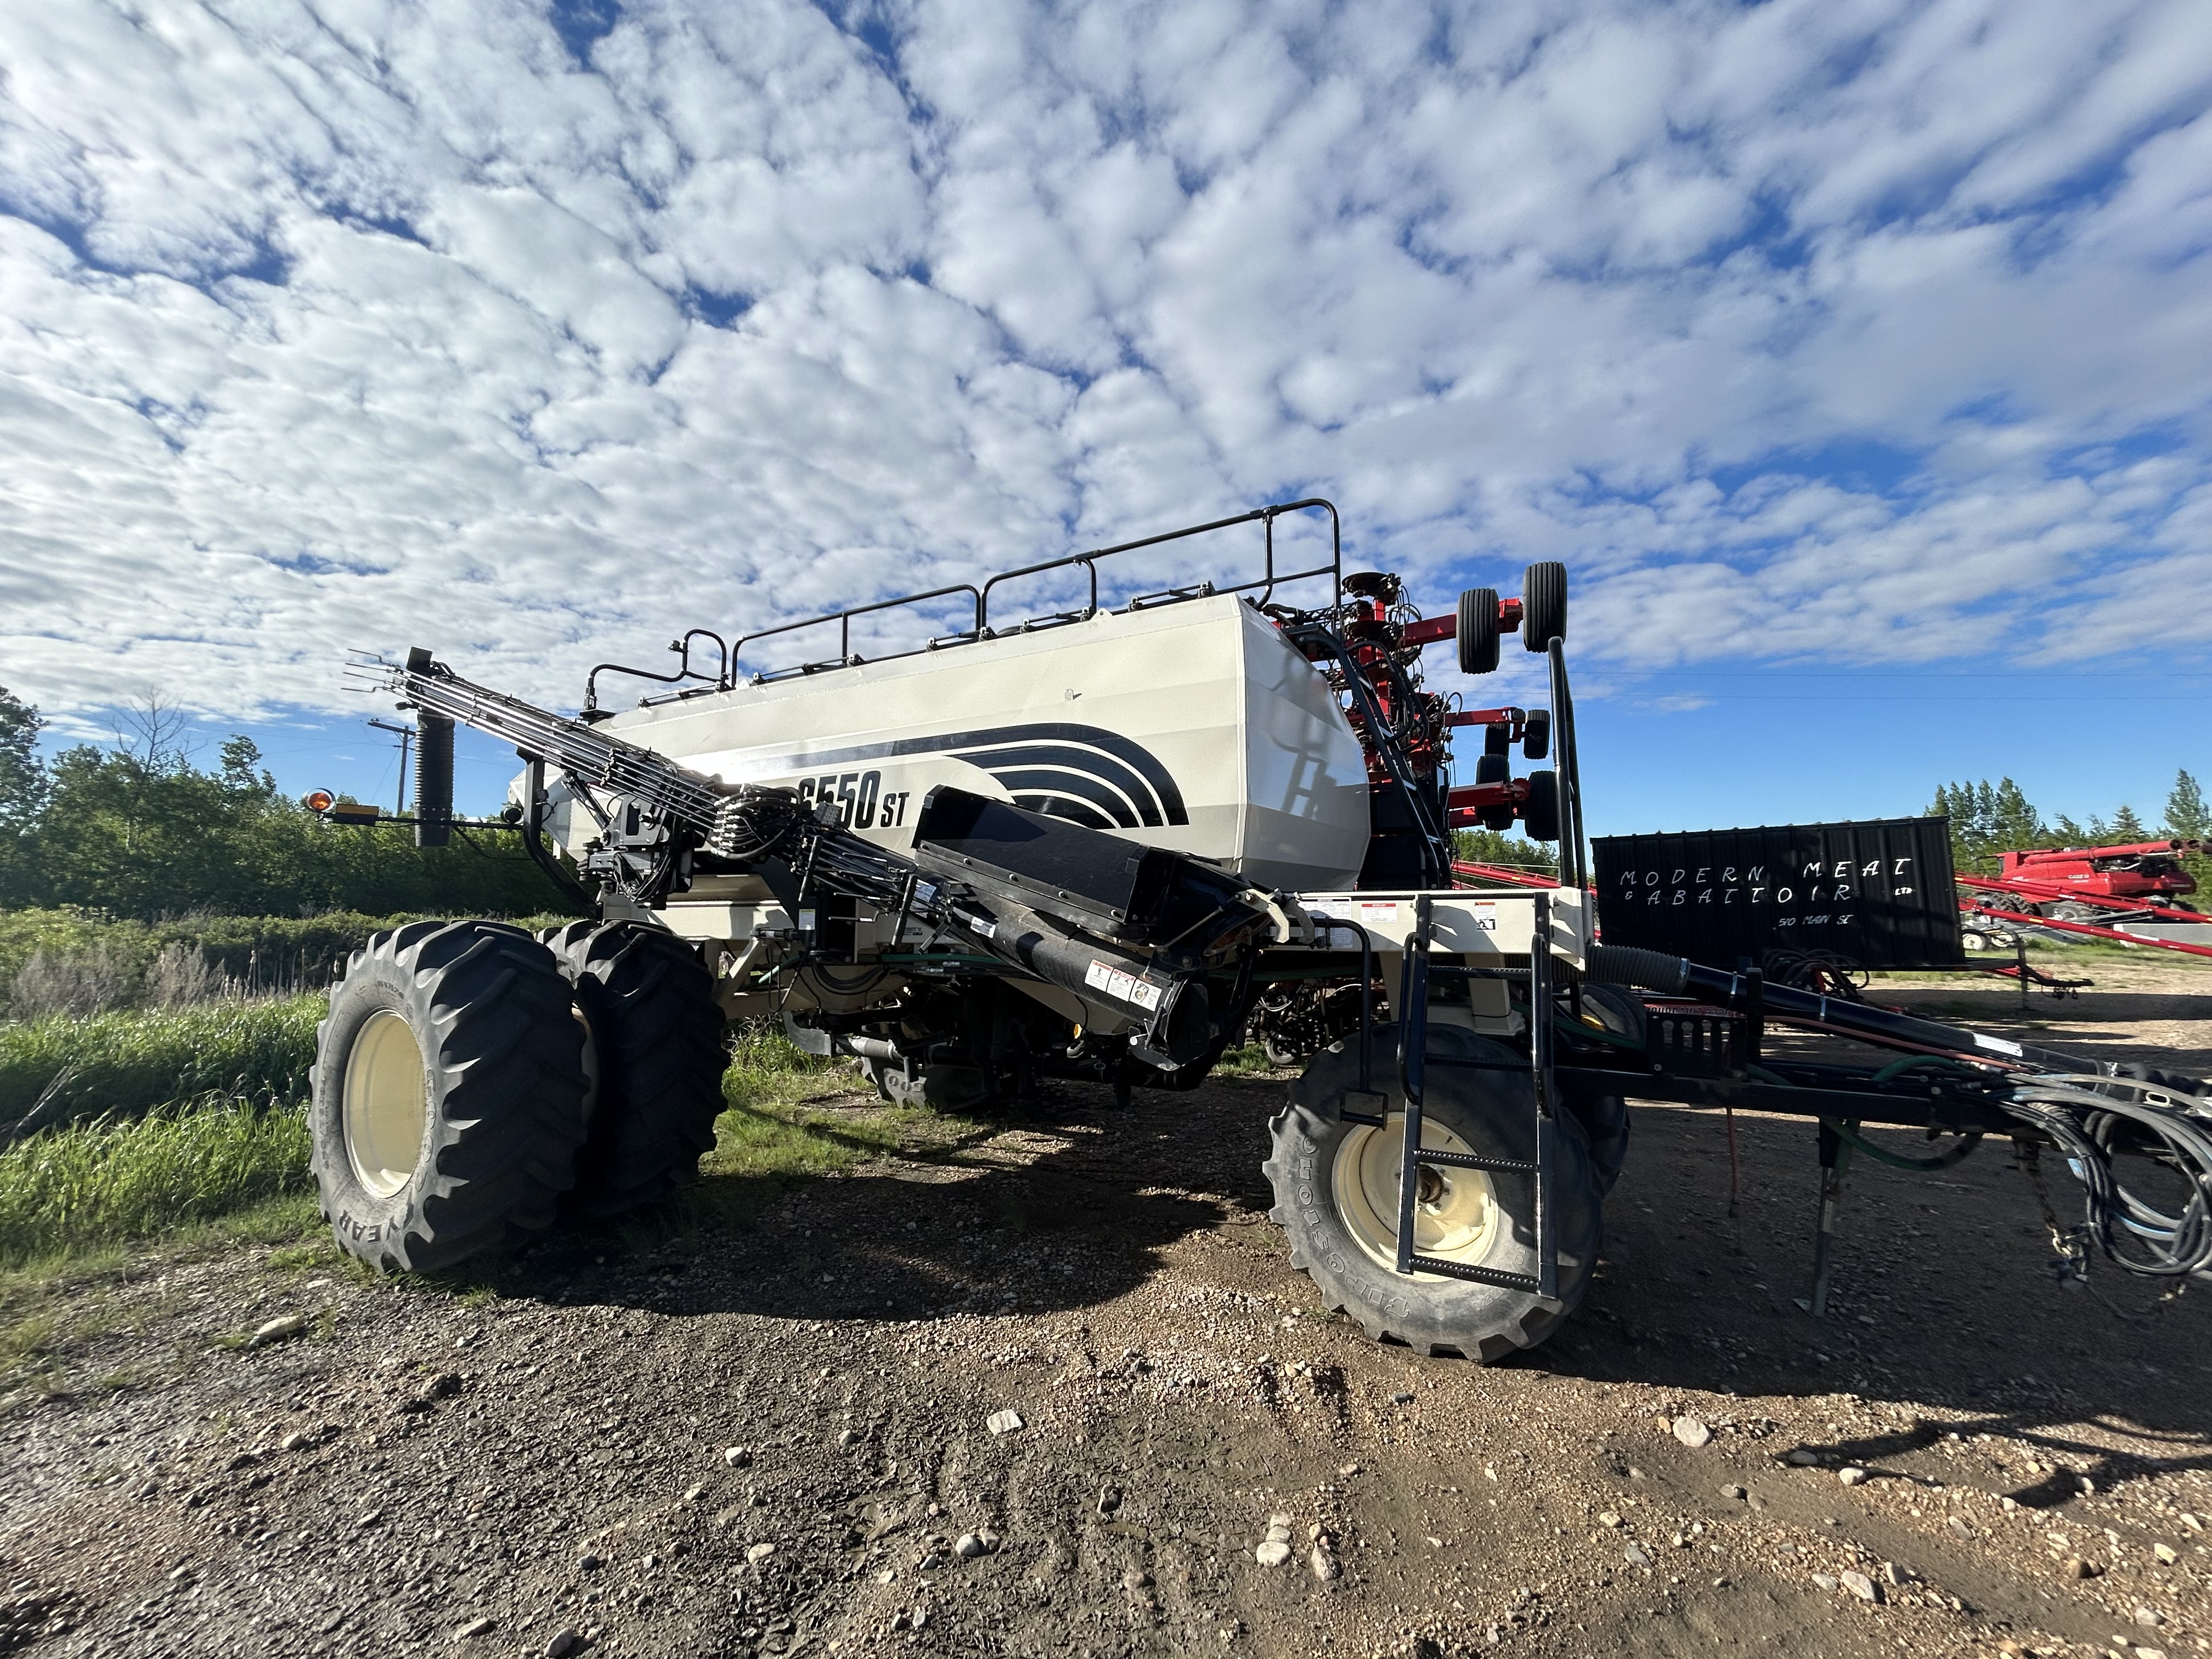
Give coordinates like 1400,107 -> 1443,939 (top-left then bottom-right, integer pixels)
0,1099 -> 311,1265
0,996 -> 325,1133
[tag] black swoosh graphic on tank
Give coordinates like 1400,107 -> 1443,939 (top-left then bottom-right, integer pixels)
1011,793 -> 1115,831
955,746 -> 1156,825
991,768 -> 1142,830
756,723 -> 1189,827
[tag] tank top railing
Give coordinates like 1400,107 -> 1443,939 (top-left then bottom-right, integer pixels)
693,498 -> 1343,694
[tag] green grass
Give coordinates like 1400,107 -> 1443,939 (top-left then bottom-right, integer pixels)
0,995 -> 324,1132
0,1098 -> 313,1267
0,1001 -> 1042,1322
640,1026 -> 946,1239
709,1020 -> 917,1172
1211,1043 -> 1287,1077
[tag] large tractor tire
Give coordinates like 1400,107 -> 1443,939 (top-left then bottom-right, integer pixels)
1262,1027 -> 1601,1361
541,919 -> 728,1222
310,921 -> 590,1273
1562,984 -> 1641,1195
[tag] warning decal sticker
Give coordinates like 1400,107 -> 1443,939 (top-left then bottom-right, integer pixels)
1084,958 -> 1163,1012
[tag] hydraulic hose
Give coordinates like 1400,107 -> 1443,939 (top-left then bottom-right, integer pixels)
2005,1074 -> 2212,1279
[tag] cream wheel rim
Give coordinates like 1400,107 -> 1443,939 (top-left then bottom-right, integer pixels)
342,1009 -> 428,1199
1331,1115 -> 1502,1278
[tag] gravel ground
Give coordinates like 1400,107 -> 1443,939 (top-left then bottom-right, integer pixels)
3,960 -> 2208,1659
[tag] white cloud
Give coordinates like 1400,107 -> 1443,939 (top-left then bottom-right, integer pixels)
0,0 -> 2205,731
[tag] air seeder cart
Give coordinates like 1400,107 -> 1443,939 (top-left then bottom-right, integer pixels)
313,502 -> 2212,1359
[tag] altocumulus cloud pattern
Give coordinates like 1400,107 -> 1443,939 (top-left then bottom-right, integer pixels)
0,0 -> 2207,723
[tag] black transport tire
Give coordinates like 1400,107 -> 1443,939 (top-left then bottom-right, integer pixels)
1522,562 -> 1567,651
1474,752 -> 1510,786
1562,984 -> 1640,1195
1522,769 -> 1561,842
1262,1027 -> 1601,1361
309,921 -> 589,1273
1458,588 -> 1500,675
540,920 -> 729,1222
1522,708 -> 1551,760
1571,1092 -> 1631,1196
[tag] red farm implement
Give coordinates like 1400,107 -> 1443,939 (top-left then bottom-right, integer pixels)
1960,838 -> 2212,959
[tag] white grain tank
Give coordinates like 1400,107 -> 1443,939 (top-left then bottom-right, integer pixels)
562,592 -> 1372,893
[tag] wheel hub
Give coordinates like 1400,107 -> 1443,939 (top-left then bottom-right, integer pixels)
342,1009 -> 428,1199
1331,1115 -> 1501,1278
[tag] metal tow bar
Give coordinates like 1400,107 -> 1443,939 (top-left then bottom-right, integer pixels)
1391,892 -> 1559,1299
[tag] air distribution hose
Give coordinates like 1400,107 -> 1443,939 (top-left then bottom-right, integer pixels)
1582,944 -> 2212,1279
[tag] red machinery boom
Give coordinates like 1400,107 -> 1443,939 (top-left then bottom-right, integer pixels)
1989,839 -> 2202,907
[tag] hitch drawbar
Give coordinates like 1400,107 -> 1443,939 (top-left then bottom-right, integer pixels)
1581,943 -> 2212,1283
373,649 -> 1276,1068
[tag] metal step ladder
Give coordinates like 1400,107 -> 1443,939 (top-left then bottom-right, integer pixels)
1387,890 -> 1560,1297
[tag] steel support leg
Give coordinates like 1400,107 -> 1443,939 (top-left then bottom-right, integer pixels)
1802,1119 -> 1854,1318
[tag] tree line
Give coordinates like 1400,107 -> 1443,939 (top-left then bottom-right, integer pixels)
0,685 -> 574,920
1927,771 -> 2207,878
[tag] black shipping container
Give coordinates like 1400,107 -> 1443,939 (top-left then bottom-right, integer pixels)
1591,816 -> 1962,969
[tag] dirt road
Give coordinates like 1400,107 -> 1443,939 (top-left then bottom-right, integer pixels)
4,963 -> 2209,1659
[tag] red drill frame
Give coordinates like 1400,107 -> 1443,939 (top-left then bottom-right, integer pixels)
1399,596 -> 1523,648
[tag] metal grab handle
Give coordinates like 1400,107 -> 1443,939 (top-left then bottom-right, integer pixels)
1529,890 -> 1557,1300
1395,894 -> 1435,1274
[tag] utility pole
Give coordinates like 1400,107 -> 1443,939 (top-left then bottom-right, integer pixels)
366,718 -> 416,816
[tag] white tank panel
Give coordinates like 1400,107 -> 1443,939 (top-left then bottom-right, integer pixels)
575,595 -> 1371,891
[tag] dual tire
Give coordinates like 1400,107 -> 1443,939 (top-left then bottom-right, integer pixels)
540,920 -> 729,1223
309,918 -> 725,1272
1455,563 -> 1568,675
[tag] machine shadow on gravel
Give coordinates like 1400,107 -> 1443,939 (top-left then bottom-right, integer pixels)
405,1073 -> 2212,1512
1432,1100 -> 2212,1489
427,1086 -> 1243,1327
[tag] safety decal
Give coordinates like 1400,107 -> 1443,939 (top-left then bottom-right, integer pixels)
1084,958 -> 1163,1013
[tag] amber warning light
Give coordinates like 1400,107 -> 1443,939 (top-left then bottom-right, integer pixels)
305,792 -> 381,823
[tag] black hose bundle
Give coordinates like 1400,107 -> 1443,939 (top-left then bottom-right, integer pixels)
2003,1074 -> 2212,1279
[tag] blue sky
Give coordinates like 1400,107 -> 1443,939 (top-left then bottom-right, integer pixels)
2,0 -> 2207,840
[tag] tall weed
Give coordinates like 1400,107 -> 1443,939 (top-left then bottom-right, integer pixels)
0,1100 -> 312,1265
724,1017 -> 834,1103
7,945 -> 131,1021
144,941 -> 225,1007
0,996 -> 324,1134
0,909 -> 578,1019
